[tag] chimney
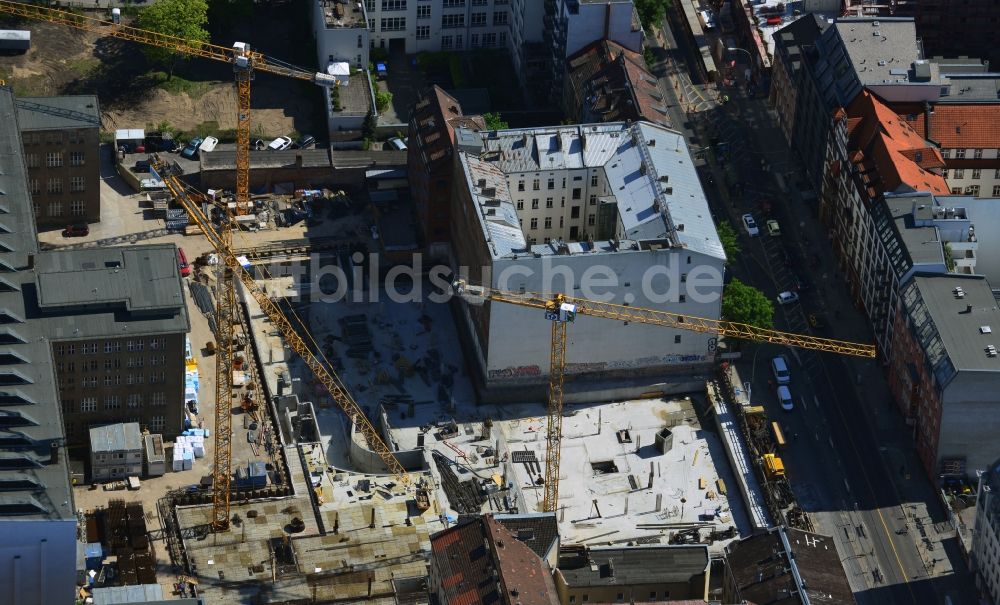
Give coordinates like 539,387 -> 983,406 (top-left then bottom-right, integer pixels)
604,2 -> 612,41
49,442 -> 60,465
295,153 -> 303,168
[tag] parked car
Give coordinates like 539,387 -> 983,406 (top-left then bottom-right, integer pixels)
741,213 -> 759,237
132,159 -> 151,173
766,219 -> 781,236
388,136 -> 408,151
180,137 -> 204,159
776,291 -> 800,305
177,247 -> 190,277
777,385 -> 794,411
267,136 -> 292,151
771,356 -> 790,385
292,134 -> 316,149
199,136 -> 219,153
62,223 -> 89,237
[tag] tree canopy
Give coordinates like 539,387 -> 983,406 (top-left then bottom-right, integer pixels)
716,221 -> 741,264
483,112 -> 509,130
137,0 -> 210,70
634,0 -> 672,32
721,278 -> 774,331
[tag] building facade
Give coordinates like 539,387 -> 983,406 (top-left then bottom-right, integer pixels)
450,121 -> 725,396
35,246 -> 190,447
361,0 -> 514,54
891,0 -> 1000,68
89,422 -> 143,482
974,458 -> 1000,605
408,85 -> 485,254
15,95 -> 101,230
314,0 -> 370,70
0,85 -> 78,605
769,16 -> 827,154
553,545 -> 710,604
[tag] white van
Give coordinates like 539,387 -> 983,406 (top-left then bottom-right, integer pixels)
771,356 -> 790,385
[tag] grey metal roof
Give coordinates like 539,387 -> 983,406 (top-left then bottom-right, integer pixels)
493,513 -> 559,561
89,422 -> 142,453
459,121 -> 722,260
832,18 -> 934,86
91,584 -> 163,605
556,545 -> 709,587
329,149 -> 407,168
32,244 -> 190,340
910,275 -> 1000,374
14,95 -> 100,131
0,87 -> 74,522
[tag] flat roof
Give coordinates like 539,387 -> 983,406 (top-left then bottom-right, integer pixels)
556,545 -> 709,587
15,95 -> 100,131
832,18 -> 935,87
201,148 -> 331,171
32,245 -> 189,340
941,73 -> 1000,103
89,423 -> 142,453
909,275 -> 1000,374
319,0 -> 366,29
0,86 -> 73,522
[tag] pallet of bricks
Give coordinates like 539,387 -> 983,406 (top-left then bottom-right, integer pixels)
104,500 -> 157,586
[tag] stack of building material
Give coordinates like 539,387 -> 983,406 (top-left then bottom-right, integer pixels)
189,435 -> 205,458
173,437 -> 194,471
185,364 -> 199,414
165,208 -> 188,231
339,314 -> 372,358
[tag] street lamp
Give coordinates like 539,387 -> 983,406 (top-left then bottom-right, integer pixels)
726,47 -> 753,64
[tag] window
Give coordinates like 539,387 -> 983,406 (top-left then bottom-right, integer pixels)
531,199 -> 539,209
995,169 -> 1000,179
471,12 -> 486,26
484,32 -> 497,47
80,397 -> 97,413
29,179 -> 39,195
993,185 -> 1000,197
571,206 -> 580,219
104,395 -> 121,410
516,201 -> 524,210
532,179 -> 540,190
70,176 -> 85,192
966,185 -> 980,196
679,294 -> 686,302
45,152 -> 63,167
47,178 -> 63,194
127,394 -> 142,408
417,4 -> 431,18
47,202 -> 63,217
530,218 -> 538,229
441,35 -> 454,50
674,335 -> 681,343
582,596 -> 589,603
71,200 -> 85,216
441,13 -> 464,28
69,150 -> 85,167
493,11 -> 508,25
499,31 -> 507,45
952,187 -> 962,194
956,149 -> 966,159
681,273 -> 687,282
381,17 -> 405,30
570,598 -> 576,604
591,174 -> 598,187
442,0 -> 464,6
105,341 -> 122,353
416,25 -> 430,39
616,594 -> 624,602
649,593 -> 656,600
559,216 -> 564,228
381,0 -> 405,9
149,415 -> 166,432
103,375 -> 113,387
24,153 -> 38,168
572,188 -> 581,200
471,33 -> 480,47
517,180 -> 525,191
84,343 -> 97,355
588,214 -> 595,226
972,168 -> 981,180
954,169 -> 965,179
942,169 -> 949,179
545,197 -> 553,208
544,217 -> 552,229
547,178 -> 554,190
974,148 -> 984,159
150,337 -> 164,350
589,194 -> 597,205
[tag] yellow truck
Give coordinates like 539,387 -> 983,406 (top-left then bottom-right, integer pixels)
763,453 -> 785,479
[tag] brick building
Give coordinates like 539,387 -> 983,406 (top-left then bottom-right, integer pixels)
15,95 -> 101,229
33,245 -> 190,446
407,85 -> 484,254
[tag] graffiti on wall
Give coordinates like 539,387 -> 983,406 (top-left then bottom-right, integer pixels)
487,365 -> 542,380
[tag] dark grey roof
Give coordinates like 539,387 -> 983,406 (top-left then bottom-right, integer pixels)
494,513 -> 559,560
725,527 -> 854,605
0,87 -> 74,522
31,244 -> 189,340
909,275 -> 1000,374
201,148 -> 332,171
775,14 -> 826,52
330,149 -> 407,168
89,422 -> 142,453
15,95 -> 100,131
941,73 -> 1000,103
556,545 -> 709,587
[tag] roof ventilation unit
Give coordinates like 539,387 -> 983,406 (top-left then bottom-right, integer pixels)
987,345 -> 998,357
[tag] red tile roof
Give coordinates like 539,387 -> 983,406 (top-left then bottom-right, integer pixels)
893,103 -> 1000,149
565,40 -> 668,125
846,92 -> 949,196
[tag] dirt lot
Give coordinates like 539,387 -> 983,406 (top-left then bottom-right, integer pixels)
0,5 -> 322,139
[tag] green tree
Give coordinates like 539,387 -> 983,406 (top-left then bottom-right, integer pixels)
362,111 -> 377,142
483,112 -> 509,130
634,0 -> 672,32
716,221 -> 741,264
375,91 -> 393,112
137,0 -> 210,77
722,279 -> 774,331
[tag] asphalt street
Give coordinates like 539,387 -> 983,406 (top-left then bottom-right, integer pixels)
648,11 -> 977,605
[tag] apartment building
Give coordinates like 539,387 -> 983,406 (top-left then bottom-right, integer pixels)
974,458 -> 1000,605
35,245 -> 190,446
361,0 -> 514,54
408,85 -> 485,253
15,95 -> 101,229
769,15 -> 827,160
450,121 -> 725,398
314,0 -> 370,69
0,86 -> 78,605
563,40 -> 670,126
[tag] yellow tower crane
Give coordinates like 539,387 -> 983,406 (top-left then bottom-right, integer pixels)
451,281 -> 876,513
154,157 -> 408,531
0,0 -> 339,213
